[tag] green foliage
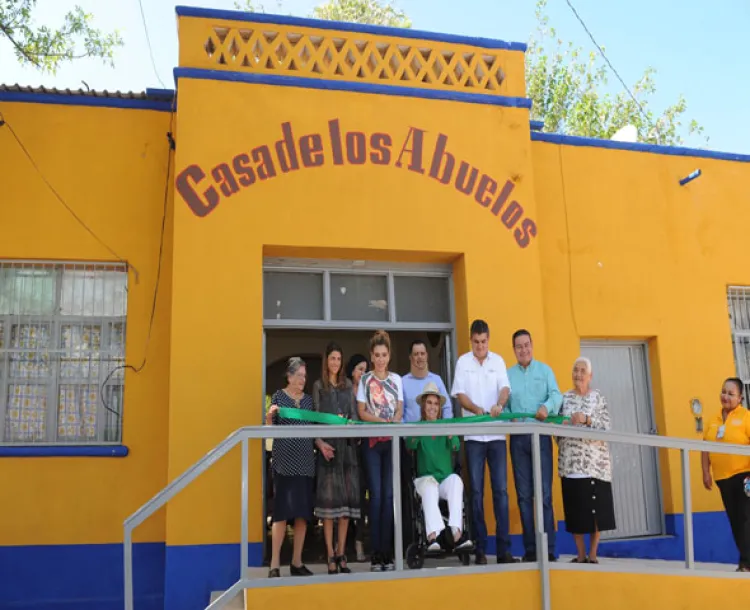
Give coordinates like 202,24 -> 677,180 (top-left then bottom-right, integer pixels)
0,0 -> 122,74
312,0 -> 411,28
526,0 -> 705,146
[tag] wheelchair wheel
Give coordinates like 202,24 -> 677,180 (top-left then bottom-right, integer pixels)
458,552 -> 471,566
406,543 -> 425,570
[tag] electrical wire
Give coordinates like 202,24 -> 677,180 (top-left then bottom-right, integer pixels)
99,95 -> 177,417
557,145 -> 581,339
0,113 -> 137,279
137,0 -> 168,89
564,0 -> 660,142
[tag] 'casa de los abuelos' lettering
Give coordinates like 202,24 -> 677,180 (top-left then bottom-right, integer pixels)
175,119 -> 538,249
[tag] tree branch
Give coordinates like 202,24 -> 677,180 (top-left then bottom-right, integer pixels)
0,23 -> 41,67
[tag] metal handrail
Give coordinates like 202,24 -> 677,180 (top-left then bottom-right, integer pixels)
123,420 -> 750,610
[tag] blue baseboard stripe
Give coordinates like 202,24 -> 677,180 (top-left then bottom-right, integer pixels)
0,445 -> 129,457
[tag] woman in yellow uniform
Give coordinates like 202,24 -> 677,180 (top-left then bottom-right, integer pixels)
701,377 -> 750,573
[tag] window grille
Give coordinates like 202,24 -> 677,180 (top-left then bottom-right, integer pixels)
0,261 -> 128,444
727,286 -> 750,406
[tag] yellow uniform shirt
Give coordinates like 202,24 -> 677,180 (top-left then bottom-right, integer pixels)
703,406 -> 750,481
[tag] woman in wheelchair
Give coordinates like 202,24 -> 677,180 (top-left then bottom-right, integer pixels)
406,382 -> 473,552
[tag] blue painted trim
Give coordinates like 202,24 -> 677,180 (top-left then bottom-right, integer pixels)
173,68 -> 533,109
532,131 -> 750,163
146,87 -> 176,100
0,542 -> 164,610
175,5 -> 527,52
530,120 -> 544,132
165,543 -> 264,610
0,91 -> 174,112
0,445 -> 129,457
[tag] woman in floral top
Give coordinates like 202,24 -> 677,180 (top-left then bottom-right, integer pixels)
357,330 -> 403,572
558,356 -> 615,564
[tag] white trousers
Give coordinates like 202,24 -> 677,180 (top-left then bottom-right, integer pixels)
414,473 -> 464,538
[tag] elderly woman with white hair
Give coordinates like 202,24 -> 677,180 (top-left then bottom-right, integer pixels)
558,356 -> 615,564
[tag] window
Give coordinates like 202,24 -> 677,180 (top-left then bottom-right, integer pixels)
728,286 -> 750,406
0,261 -> 128,444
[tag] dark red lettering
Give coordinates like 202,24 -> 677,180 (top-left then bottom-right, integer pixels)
232,153 -> 256,187
474,174 -> 497,207
346,132 -> 366,165
275,122 -> 299,173
491,180 -> 515,216
328,119 -> 344,165
501,201 -> 523,229
394,127 -> 426,174
455,162 -> 479,195
211,163 -> 240,198
176,164 -> 220,217
514,218 -> 537,248
251,145 -> 276,180
429,134 -> 454,185
370,133 -> 392,165
300,134 -> 324,167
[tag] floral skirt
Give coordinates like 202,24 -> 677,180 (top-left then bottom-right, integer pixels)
314,440 -> 361,520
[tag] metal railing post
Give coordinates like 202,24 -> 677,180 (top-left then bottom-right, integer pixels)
124,525 -> 133,610
241,438 -> 249,579
392,433 -> 404,571
531,432 -> 551,610
680,448 -> 695,569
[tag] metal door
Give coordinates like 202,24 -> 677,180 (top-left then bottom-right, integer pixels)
580,343 -> 663,539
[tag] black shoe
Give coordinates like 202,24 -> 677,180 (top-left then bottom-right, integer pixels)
548,553 -> 557,562
327,556 -> 338,575
522,552 -> 537,562
370,552 -> 384,572
290,563 -> 313,576
497,552 -> 519,564
336,554 -> 351,574
268,568 -> 280,578
475,551 -> 488,565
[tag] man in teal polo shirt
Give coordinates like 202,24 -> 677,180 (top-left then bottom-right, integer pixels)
507,329 -> 562,562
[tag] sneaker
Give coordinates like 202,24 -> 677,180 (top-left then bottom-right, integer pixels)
454,536 -> 474,551
383,554 -> 395,571
497,552 -> 519,564
370,552 -> 384,572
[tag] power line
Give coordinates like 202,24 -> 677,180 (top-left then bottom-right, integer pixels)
137,0 -> 167,88
0,112 -> 137,279
563,0 -> 660,142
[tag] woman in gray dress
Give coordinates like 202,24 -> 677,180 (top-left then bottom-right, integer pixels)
313,342 -> 361,574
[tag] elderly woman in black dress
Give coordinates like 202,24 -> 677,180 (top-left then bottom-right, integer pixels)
265,356 -> 315,578
313,342 -> 361,574
558,356 -> 616,564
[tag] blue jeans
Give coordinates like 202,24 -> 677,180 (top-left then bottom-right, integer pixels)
465,440 -> 511,557
364,440 -> 394,555
510,434 -> 556,556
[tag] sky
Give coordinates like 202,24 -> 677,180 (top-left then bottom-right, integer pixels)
1,0 -> 748,153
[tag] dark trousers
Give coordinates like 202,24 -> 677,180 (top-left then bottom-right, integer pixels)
400,439 -> 416,549
717,471 -> 750,568
465,439 -> 511,557
352,442 -> 369,544
510,434 -> 556,556
364,440 -> 394,556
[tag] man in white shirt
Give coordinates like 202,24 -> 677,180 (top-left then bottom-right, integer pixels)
451,319 -> 517,565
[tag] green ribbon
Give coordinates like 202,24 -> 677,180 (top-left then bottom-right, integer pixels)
276,407 -> 569,426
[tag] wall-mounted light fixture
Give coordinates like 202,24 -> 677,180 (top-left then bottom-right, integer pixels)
690,398 -> 703,433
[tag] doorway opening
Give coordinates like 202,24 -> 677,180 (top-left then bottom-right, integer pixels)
262,328 -> 455,566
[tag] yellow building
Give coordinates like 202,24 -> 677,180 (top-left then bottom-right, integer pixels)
1,5 -> 749,610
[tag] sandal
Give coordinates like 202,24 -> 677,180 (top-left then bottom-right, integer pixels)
570,557 -> 588,563
268,568 -> 280,578
588,558 -> 599,564
327,556 -> 338,575
336,554 -> 352,574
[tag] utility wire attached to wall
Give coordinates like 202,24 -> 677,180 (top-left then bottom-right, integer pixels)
137,0 -> 168,89
564,0 -> 661,143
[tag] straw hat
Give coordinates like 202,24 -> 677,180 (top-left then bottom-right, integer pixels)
416,381 -> 446,408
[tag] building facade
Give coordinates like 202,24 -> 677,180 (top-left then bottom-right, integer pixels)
1,5 -> 750,610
